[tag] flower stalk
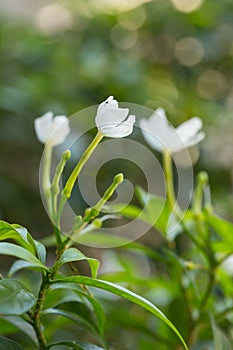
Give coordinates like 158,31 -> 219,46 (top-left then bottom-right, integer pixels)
163,149 -> 176,209
42,143 -> 53,216
66,173 -> 124,246
57,132 -> 104,222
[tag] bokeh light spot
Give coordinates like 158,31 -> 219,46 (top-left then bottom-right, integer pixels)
36,4 -> 73,36
110,25 -> 138,50
175,37 -> 204,66
118,7 -> 146,31
197,70 -> 228,100
170,0 -> 204,13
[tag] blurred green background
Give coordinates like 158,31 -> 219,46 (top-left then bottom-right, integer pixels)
1,0 -> 233,348
1,0 -> 233,235
1,0 -> 233,231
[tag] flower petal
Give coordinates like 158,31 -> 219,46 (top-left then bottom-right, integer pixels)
96,96 -> 118,117
49,115 -> 71,146
140,109 -> 205,154
34,111 -> 54,144
140,108 -> 180,152
185,131 -> 205,149
100,114 -> 135,138
176,117 -> 203,144
34,112 -> 70,146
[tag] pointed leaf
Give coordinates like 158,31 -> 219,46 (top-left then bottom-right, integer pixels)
42,307 -> 99,337
211,317 -> 232,350
8,260 -> 46,277
0,279 -> 36,315
52,276 -> 188,350
1,316 -> 38,346
33,240 -> 46,264
54,248 -> 99,278
0,221 -> 35,254
0,336 -> 25,350
49,340 -> 104,349
0,242 -> 48,270
44,287 -> 105,335
207,214 -> 233,253
0,221 -> 47,263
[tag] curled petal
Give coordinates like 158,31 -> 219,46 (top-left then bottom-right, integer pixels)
100,115 -> 135,138
96,96 -> 135,138
176,117 -> 203,144
186,131 -> 205,149
96,107 -> 129,132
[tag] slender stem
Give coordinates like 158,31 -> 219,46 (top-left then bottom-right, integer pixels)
63,131 -> 104,200
42,144 -> 53,216
57,132 -> 104,223
192,172 -> 209,215
65,173 -> 124,248
32,274 -> 50,349
163,150 -> 176,209
198,270 -> 215,315
51,150 -> 71,221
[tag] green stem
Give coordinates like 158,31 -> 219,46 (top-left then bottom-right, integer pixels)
192,172 -> 209,215
65,173 -> 124,248
57,132 -> 104,222
32,274 -> 50,349
84,173 -> 124,222
163,150 -> 176,209
51,150 -> 71,221
42,144 -> 53,216
198,270 -> 215,315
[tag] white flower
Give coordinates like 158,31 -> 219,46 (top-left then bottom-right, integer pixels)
95,96 -> 135,138
140,108 -> 205,153
34,111 -> 70,146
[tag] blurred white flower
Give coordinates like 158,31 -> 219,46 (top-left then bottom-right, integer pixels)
34,111 -> 70,146
140,108 -> 205,153
95,96 -> 135,138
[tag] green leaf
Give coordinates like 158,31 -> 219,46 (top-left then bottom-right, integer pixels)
1,316 -> 38,346
0,242 -> 48,270
8,260 -> 46,277
135,186 -> 171,234
114,187 -> 172,236
33,240 -> 46,264
207,214 -> 233,253
52,276 -> 188,350
53,248 -> 99,278
0,221 -> 35,254
211,317 -> 232,350
83,293 -> 106,335
49,340 -> 104,349
0,336 -> 25,350
42,306 -> 100,337
44,286 -> 105,335
77,232 -> 132,247
0,221 -> 47,263
43,288 -> 82,309
0,279 -> 36,315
